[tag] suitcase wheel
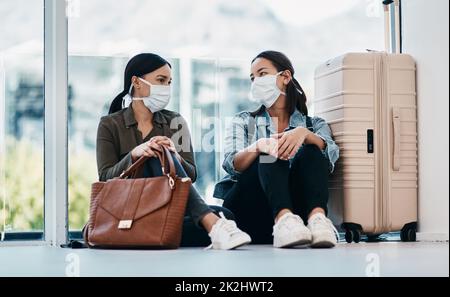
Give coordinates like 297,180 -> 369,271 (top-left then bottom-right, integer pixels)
344,228 -> 362,243
342,223 -> 363,243
400,222 -> 417,242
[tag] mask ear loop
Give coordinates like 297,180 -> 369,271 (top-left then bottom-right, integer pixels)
136,77 -> 156,100
138,77 -> 153,87
121,81 -> 136,108
128,82 -> 134,95
278,70 -> 304,96
277,71 -> 288,96
289,73 -> 304,95
277,71 -> 290,96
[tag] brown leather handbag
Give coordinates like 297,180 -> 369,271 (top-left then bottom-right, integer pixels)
83,145 -> 191,249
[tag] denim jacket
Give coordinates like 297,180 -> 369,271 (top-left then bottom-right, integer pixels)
214,106 -> 339,199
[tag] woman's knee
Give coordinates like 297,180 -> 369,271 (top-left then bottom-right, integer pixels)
293,145 -> 328,168
299,144 -> 324,158
238,155 -> 289,187
258,154 -> 289,170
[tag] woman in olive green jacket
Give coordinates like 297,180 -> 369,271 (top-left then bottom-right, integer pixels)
97,53 -> 251,249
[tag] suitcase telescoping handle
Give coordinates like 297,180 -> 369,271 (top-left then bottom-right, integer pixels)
394,0 -> 401,53
383,0 -> 392,52
392,107 -> 401,171
383,0 -> 401,54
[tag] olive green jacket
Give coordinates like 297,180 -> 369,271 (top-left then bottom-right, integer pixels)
96,107 -> 196,182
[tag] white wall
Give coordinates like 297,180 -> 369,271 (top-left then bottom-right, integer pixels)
402,0 -> 449,240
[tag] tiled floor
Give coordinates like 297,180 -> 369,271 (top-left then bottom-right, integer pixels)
0,241 -> 448,277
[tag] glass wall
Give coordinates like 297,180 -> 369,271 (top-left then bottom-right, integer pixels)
0,0 -> 44,238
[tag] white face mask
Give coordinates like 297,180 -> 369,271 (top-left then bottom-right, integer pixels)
122,77 -> 171,113
250,71 -> 286,108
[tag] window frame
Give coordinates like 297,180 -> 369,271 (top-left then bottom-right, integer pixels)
0,0 -> 68,246
43,0 -> 69,247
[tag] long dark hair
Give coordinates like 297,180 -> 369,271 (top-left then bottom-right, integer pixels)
108,53 -> 171,114
251,50 -> 308,116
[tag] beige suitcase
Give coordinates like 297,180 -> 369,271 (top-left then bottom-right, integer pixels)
314,52 -> 418,242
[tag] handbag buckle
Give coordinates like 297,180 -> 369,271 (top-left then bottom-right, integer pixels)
167,175 -> 175,189
118,220 -> 133,229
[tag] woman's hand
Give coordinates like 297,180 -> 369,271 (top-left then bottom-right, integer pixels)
272,127 -> 312,160
131,140 -> 160,161
256,137 -> 279,158
131,136 -> 181,162
149,136 -> 182,161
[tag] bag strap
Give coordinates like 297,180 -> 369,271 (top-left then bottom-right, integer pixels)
154,146 -> 176,177
119,144 -> 176,179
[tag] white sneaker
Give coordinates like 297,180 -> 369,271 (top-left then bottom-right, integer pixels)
207,213 -> 252,250
307,213 -> 339,248
273,213 -> 312,248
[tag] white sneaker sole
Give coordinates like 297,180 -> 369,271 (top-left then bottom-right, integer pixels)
310,231 -> 337,248
274,232 -> 312,248
212,235 -> 252,250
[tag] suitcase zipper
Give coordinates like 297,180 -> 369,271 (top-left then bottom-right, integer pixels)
375,53 -> 391,234
383,54 -> 392,232
379,53 -> 391,233
375,54 -> 384,234
380,54 -> 387,233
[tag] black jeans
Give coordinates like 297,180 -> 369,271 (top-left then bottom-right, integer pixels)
223,144 -> 330,244
142,156 -> 234,247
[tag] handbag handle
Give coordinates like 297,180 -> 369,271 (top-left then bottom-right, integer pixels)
154,146 -> 176,177
119,144 -> 176,179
